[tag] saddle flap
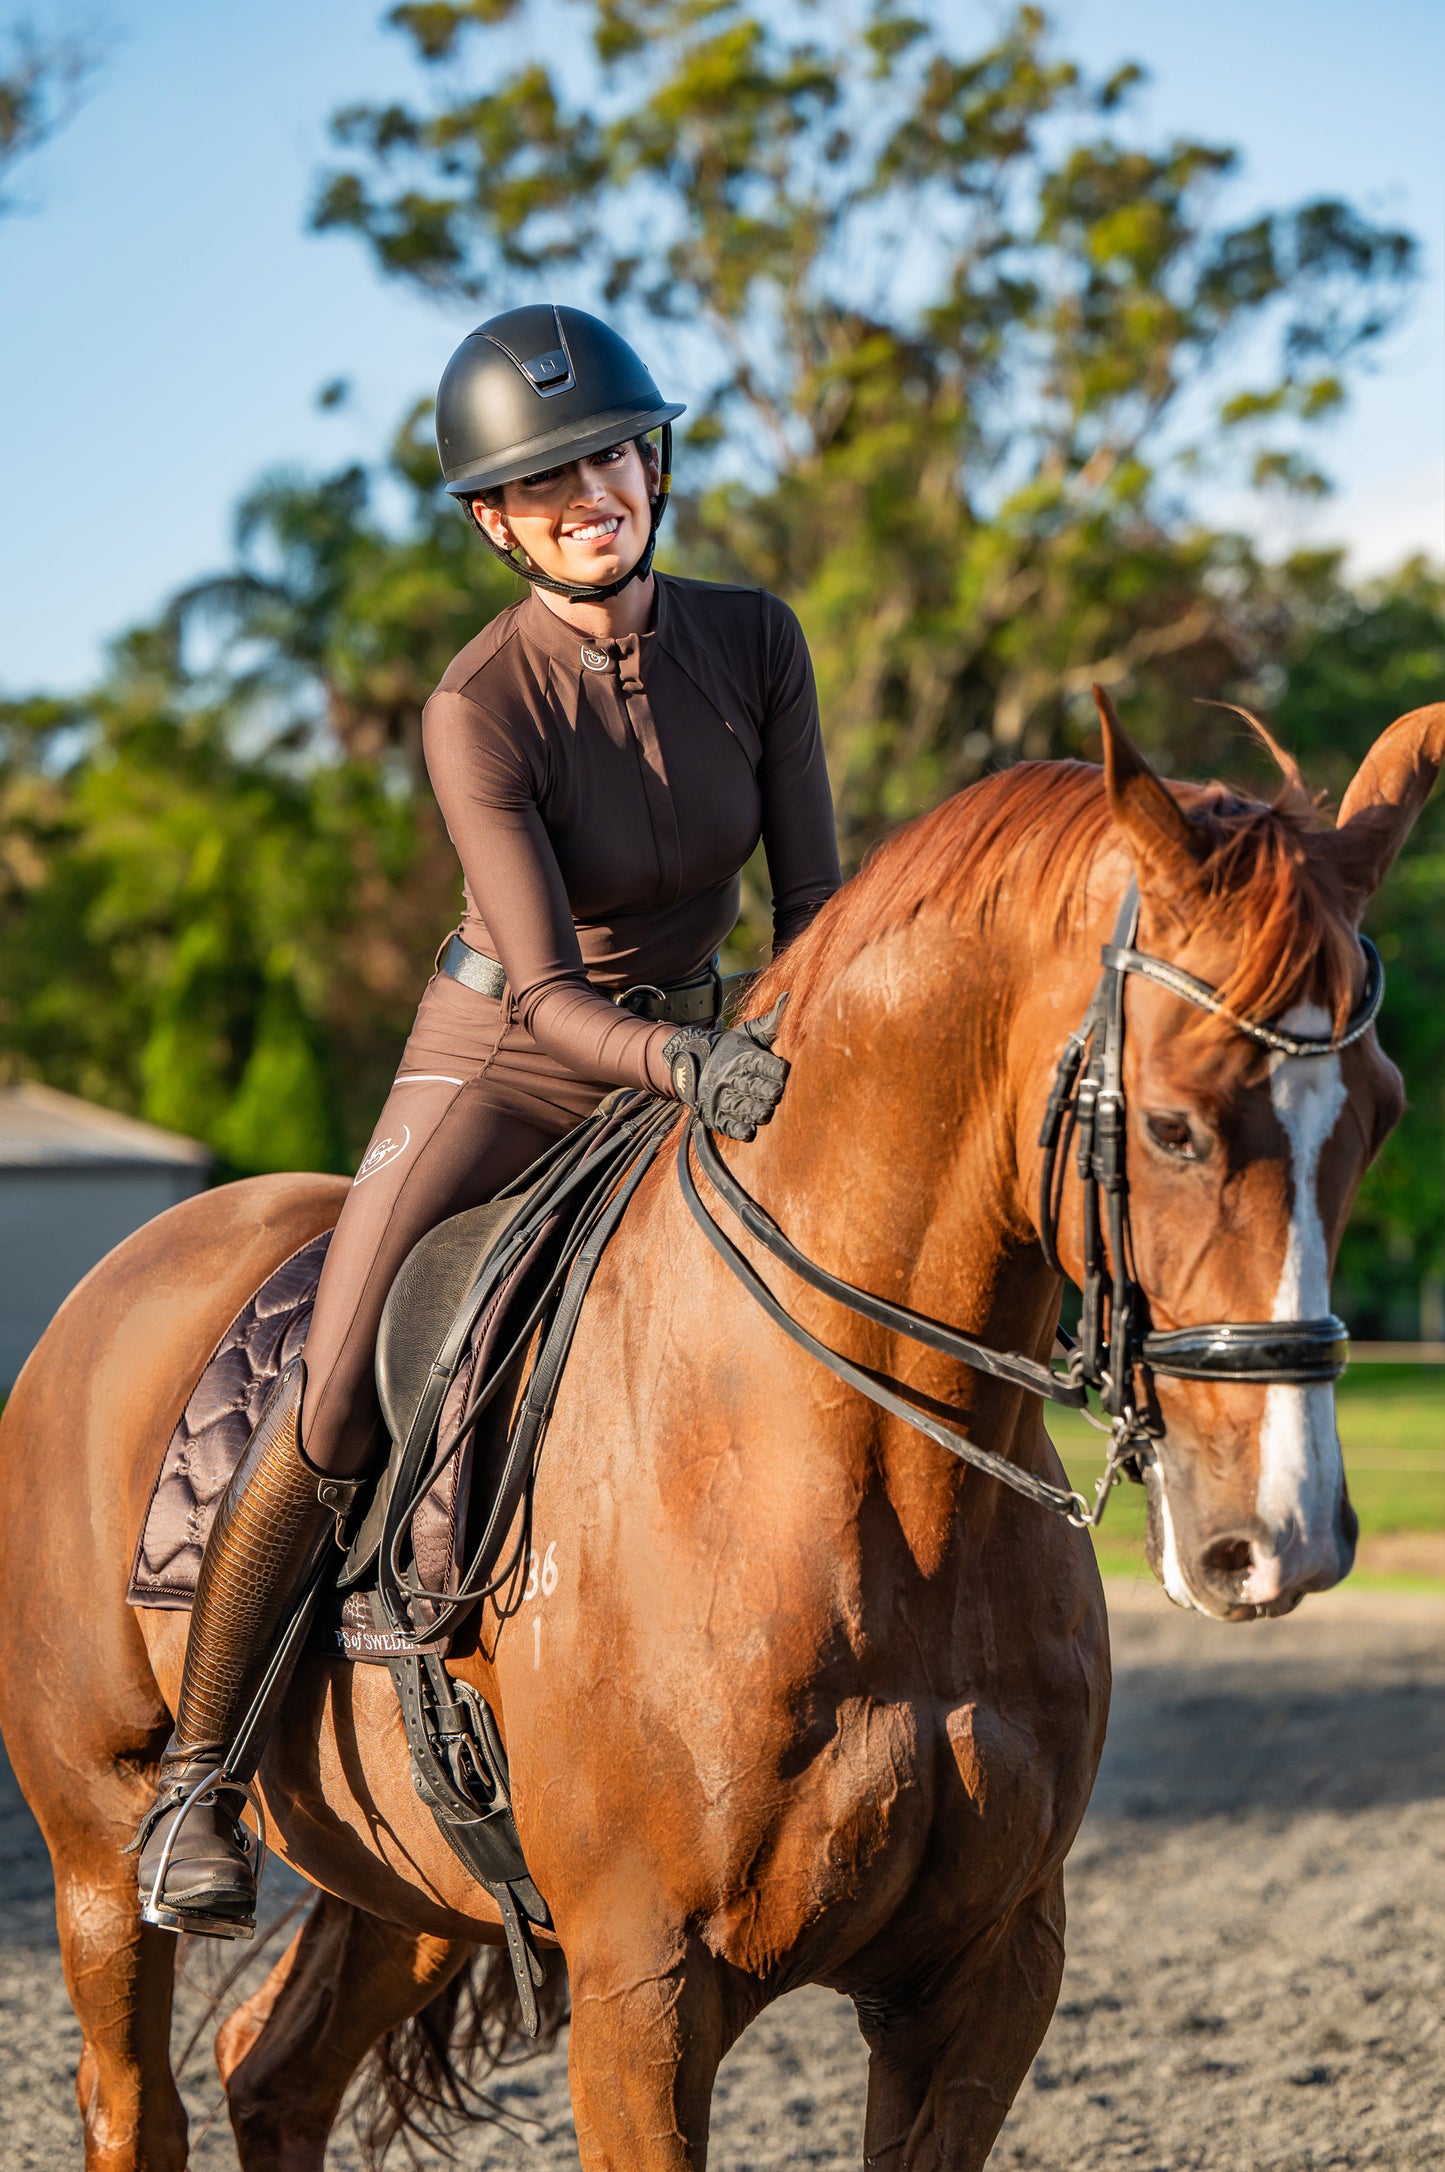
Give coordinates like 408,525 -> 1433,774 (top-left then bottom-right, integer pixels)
374,1195 -> 525,1448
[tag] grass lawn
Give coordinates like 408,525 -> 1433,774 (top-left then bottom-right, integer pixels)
1047,1362 -> 1445,1589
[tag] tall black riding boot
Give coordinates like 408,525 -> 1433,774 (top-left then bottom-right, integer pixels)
133,1357 -> 358,1939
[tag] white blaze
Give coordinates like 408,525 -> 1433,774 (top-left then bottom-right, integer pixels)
1154,1471 -> 1202,1612
1245,1004 -> 1349,1601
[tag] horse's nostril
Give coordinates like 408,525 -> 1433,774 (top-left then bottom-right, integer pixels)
1202,1536 -> 1253,1582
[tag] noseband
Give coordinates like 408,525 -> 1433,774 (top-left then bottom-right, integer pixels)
680,883 -> 1383,1529
1036,881 -> 1381,1506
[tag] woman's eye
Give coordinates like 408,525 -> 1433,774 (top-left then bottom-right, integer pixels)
520,466 -> 563,487
1146,1114 -> 1199,1159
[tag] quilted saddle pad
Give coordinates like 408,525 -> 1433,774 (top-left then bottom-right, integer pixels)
125,1227 -> 484,1660
127,1232 -> 333,1610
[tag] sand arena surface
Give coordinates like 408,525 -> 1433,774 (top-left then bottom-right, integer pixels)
3,1584 -> 1441,2169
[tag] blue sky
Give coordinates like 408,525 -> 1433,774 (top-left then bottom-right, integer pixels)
1,0 -> 1441,695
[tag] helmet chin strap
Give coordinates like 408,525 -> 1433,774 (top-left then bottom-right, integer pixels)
472,424 -> 673,607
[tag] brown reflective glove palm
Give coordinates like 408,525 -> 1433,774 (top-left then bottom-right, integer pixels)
662,996 -> 789,1142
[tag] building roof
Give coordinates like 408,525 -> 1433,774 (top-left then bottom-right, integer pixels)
0,1083 -> 213,1170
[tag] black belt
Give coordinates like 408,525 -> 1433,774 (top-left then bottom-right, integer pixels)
441,934 -> 728,1027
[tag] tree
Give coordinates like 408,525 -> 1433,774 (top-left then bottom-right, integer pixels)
0,616 -> 436,1175
0,412 -> 522,1176
313,0 -> 1416,852
169,400 -> 523,789
304,0 -> 1435,1329
1273,556 -> 1445,1338
0,17 -> 100,213
1,4 -> 1435,1331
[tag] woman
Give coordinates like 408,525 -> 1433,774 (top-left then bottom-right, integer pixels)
134,304 -> 842,1935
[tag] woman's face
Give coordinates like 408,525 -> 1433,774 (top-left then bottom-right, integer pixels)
472,439 -> 658,586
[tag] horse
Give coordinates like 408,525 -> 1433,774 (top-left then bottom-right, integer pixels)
1,697 -> 1438,2172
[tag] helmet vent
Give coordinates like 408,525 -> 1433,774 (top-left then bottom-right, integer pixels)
522,346 -> 573,394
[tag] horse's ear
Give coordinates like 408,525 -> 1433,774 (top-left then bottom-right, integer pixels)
1094,685 -> 1206,913
1327,703 -> 1445,920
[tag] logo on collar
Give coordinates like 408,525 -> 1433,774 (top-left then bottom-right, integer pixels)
580,645 -> 610,672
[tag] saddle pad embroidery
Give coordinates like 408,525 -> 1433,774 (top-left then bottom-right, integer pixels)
126,1232 -> 333,1609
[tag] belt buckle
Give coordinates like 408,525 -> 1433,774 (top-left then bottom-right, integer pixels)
616,959 -> 722,1026
615,982 -> 667,1021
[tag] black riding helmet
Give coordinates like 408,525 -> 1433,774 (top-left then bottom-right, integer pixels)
435,304 -> 685,604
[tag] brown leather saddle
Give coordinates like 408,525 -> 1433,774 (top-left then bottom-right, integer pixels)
130,1089 -> 676,1654
127,1087 -> 677,2032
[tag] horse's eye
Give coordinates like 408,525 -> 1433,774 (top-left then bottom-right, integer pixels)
1146,1113 -> 1199,1159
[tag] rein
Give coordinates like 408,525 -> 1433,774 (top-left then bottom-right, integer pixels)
678,1121 -> 1093,1523
681,884 -> 1383,1531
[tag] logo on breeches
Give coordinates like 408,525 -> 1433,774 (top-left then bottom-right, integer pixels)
353,1125 -> 412,1185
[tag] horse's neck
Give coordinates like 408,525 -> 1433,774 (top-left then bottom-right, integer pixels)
739,903 -> 1079,1551
752,912 -> 1031,1270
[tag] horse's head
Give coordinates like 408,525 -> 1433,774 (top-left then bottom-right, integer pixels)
1082,696 -> 1443,1620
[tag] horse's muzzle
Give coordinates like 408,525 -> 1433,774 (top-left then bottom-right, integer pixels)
1187,1502 -> 1358,1619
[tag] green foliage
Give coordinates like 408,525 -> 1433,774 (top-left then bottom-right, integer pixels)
0,17 -> 101,210
1,2 -> 1438,1341
211,974 -> 336,1175
0,432 -> 519,1173
316,0 -> 1416,854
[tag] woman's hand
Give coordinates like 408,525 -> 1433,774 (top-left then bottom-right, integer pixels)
662,997 -> 789,1141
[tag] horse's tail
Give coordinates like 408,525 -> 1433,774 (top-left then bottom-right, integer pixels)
351,1940 -> 570,2164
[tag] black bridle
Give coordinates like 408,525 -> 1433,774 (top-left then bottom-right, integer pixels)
680,884 -> 1384,1530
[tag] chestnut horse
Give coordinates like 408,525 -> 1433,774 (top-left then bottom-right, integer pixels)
1,700 -> 1439,2171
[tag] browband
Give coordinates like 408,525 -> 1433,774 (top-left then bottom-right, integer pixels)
1100,937 -> 1384,1058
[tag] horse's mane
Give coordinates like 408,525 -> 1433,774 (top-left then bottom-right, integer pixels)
750,758 -> 1361,1045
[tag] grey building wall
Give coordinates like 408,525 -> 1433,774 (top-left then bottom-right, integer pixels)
0,1165 -> 207,1390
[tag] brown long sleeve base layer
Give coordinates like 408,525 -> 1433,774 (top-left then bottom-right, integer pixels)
300,575 -> 842,1476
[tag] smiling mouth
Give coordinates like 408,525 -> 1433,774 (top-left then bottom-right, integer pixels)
565,517 -> 621,544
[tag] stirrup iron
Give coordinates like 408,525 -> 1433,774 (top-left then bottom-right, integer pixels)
137,1767 -> 268,1941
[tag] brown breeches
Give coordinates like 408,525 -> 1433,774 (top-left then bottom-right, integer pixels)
299,973 -> 615,1477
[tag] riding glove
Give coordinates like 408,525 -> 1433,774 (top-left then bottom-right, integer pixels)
663,997 -> 789,1142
